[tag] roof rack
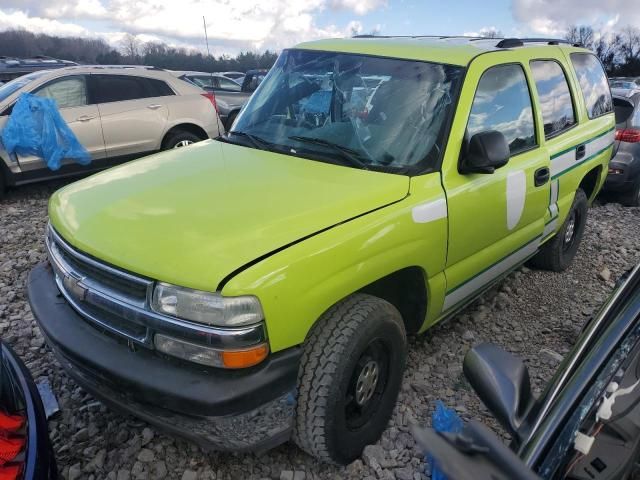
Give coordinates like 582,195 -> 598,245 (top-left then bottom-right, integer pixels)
66,65 -> 164,71
495,37 -> 582,48
353,34 -> 485,40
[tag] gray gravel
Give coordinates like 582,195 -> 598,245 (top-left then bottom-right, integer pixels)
1,180 -> 639,480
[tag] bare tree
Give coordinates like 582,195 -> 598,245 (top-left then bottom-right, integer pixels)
479,28 -> 503,39
121,33 -> 140,63
565,25 -> 594,48
619,26 -> 640,64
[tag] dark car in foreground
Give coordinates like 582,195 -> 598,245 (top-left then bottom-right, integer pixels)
603,95 -> 640,206
0,342 -> 56,479
413,262 -> 640,479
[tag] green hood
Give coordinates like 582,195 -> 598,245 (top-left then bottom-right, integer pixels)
49,140 -> 409,291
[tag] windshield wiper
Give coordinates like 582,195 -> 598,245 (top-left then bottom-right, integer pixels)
288,135 -> 369,170
227,131 -> 273,150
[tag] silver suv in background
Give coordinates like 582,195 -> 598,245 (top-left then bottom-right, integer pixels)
171,71 -> 251,131
0,66 -> 220,197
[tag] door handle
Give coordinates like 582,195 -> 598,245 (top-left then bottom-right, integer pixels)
76,115 -> 95,122
147,104 -> 162,110
576,144 -> 586,160
534,166 -> 550,187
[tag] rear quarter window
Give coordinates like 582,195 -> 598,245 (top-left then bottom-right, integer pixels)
570,53 -> 613,119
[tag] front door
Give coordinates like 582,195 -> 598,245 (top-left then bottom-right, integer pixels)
442,54 -> 549,312
17,75 -> 106,173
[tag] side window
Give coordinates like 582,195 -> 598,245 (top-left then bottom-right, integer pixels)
530,60 -> 576,138
570,53 -> 613,119
92,75 -> 151,103
34,76 -> 87,109
217,77 -> 241,92
467,64 -> 536,155
146,78 -> 175,97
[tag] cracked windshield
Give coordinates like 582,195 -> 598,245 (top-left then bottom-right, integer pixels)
230,49 -> 463,173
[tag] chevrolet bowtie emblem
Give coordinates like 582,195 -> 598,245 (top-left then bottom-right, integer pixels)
63,272 -> 88,301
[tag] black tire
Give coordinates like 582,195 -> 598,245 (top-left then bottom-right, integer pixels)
161,130 -> 203,150
293,293 -> 407,464
0,169 -> 5,201
529,189 -> 588,272
225,111 -> 238,132
621,177 -> 640,207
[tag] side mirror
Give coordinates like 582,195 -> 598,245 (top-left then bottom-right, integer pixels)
460,130 -> 510,174
463,343 -> 535,444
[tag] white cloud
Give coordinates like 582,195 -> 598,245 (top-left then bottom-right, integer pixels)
0,9 -> 90,37
330,0 -> 387,15
463,26 -> 501,37
512,0 -> 637,35
0,0 -> 385,54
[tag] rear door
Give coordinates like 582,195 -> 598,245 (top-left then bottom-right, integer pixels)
17,74 -> 106,173
91,74 -> 169,158
442,53 -> 550,312
528,55 -> 581,238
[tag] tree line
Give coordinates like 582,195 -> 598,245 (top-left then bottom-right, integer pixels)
0,30 -> 278,73
1,25 -> 639,77
565,25 -> 640,76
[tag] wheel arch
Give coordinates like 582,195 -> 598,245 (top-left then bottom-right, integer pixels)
579,165 -> 604,203
357,266 -> 428,335
161,123 -> 209,148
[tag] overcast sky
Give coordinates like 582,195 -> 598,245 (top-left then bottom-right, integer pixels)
0,0 -> 633,56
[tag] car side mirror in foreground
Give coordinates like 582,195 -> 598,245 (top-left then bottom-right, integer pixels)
463,343 -> 535,443
460,130 -> 510,174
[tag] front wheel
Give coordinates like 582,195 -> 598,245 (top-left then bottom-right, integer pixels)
293,294 -> 407,464
529,188 -> 588,272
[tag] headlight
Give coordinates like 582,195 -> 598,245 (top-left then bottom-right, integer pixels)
151,283 -> 263,327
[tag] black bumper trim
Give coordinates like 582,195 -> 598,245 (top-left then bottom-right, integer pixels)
28,263 -> 301,418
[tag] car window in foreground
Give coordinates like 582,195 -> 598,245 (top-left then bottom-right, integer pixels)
35,76 -> 88,109
230,49 -> 463,174
530,60 -> 576,138
571,53 -> 613,119
467,64 -> 536,155
0,70 -> 50,103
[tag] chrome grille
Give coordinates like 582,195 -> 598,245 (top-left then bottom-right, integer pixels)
45,223 -> 267,350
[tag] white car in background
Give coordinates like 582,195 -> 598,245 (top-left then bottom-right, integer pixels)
0,65 -> 221,196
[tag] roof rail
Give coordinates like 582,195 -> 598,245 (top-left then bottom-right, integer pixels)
68,65 -> 164,71
496,37 -> 582,48
352,34 -> 484,40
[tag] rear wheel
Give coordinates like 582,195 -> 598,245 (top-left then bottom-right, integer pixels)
293,294 -> 407,464
162,130 -> 203,150
529,189 -> 588,272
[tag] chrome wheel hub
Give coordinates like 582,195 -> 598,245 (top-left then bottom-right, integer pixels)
174,140 -> 194,149
564,216 -> 576,244
355,360 -> 379,406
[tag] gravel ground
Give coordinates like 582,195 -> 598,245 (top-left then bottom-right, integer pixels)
1,180 -> 639,480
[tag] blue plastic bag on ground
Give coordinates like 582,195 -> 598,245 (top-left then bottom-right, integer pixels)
428,401 -> 464,480
1,93 -> 90,171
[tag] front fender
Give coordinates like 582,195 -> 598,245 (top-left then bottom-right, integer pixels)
222,172 -> 448,352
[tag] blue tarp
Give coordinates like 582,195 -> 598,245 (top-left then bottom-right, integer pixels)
429,401 -> 464,480
0,93 -> 90,171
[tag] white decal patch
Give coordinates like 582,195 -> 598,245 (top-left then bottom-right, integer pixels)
506,170 -> 526,230
411,198 -> 447,224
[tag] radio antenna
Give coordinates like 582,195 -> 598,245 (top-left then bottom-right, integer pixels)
203,16 -> 224,136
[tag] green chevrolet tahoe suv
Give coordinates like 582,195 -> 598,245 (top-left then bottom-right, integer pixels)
28,36 -> 614,464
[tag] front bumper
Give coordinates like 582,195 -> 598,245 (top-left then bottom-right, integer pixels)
28,263 -> 301,452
